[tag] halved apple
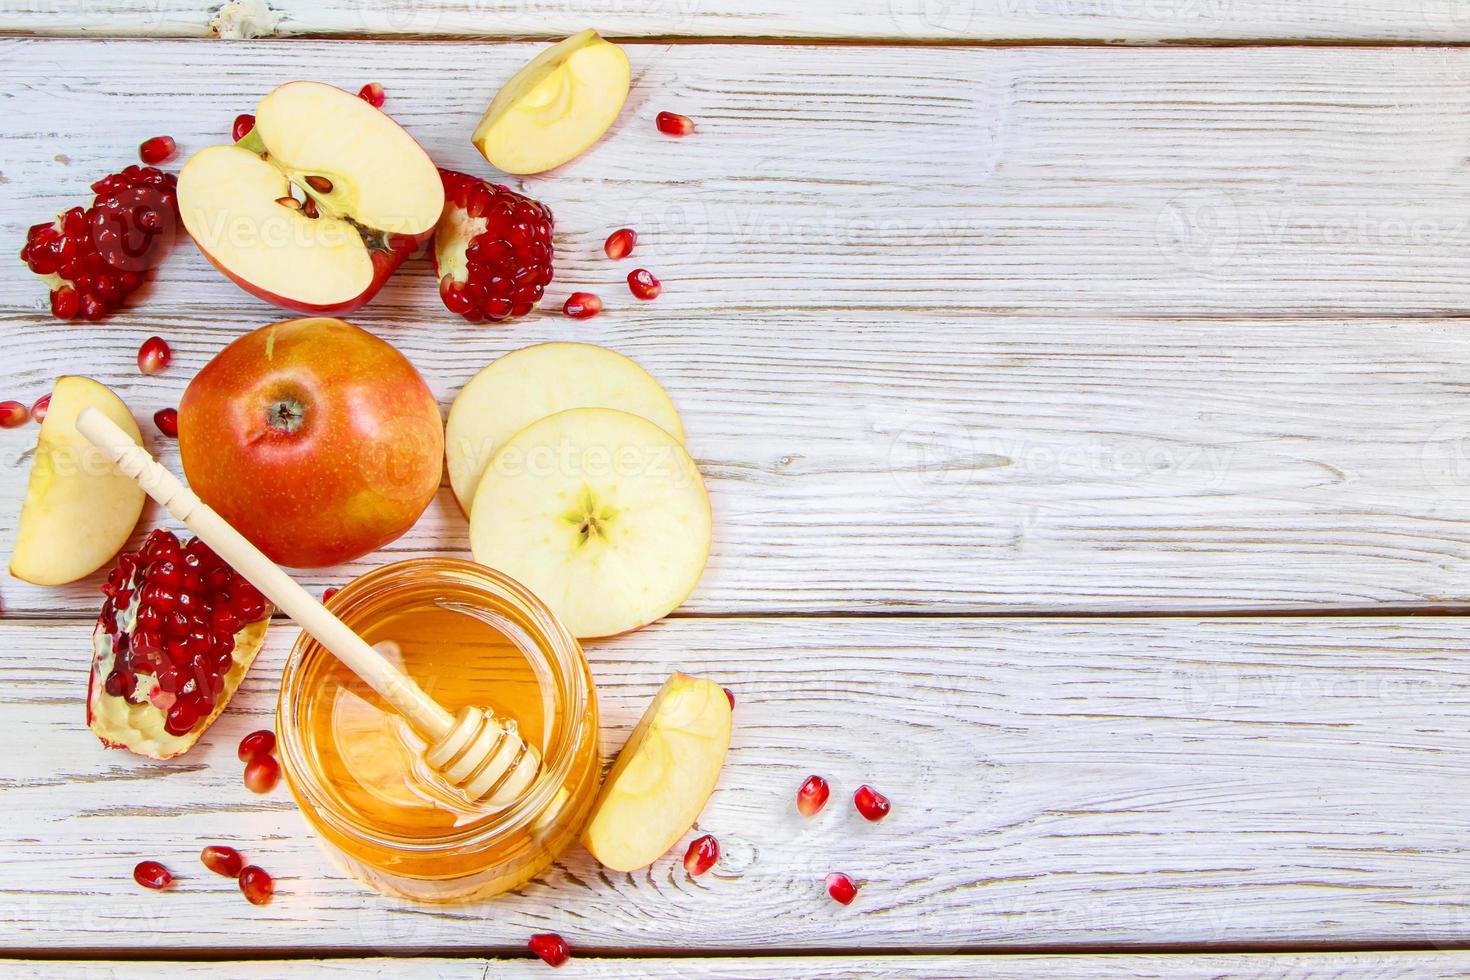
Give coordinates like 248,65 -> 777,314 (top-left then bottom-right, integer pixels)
10,377 -> 144,586
446,342 -> 685,514
178,81 -> 444,315
473,29 -> 631,175
469,407 -> 710,639
583,672 -> 732,872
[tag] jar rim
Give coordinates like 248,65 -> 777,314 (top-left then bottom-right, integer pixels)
276,557 -> 590,855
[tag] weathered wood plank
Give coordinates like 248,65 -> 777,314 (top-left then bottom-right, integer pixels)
5,617 -> 1470,951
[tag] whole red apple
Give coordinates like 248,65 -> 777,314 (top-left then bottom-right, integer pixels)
179,317 -> 443,567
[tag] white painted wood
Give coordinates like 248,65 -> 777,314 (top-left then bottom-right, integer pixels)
6,616 -> 1470,951
6,0 -> 1470,43
11,952 -> 1470,978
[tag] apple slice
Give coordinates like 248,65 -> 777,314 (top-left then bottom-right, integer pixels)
446,342 -> 685,514
178,81 -> 444,315
583,673 -> 732,872
10,377 -> 144,586
473,29 -> 631,175
470,408 -> 710,639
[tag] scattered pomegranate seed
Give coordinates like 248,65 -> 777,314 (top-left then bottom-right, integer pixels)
683,834 -> 719,876
323,587 -> 340,602
30,394 -> 50,425
154,408 -> 179,438
797,775 -> 831,818
244,754 -> 281,794
139,136 -> 177,165
656,111 -> 695,137
528,933 -> 570,968
238,865 -> 273,905
724,687 -> 735,709
0,401 -> 28,429
627,268 -> 661,300
133,860 -> 173,890
854,784 -> 891,822
200,844 -> 245,878
562,292 -> 602,319
358,83 -> 386,108
138,336 -> 172,375
826,872 -> 858,905
232,113 -> 256,142
238,729 -> 275,762
604,228 -> 637,260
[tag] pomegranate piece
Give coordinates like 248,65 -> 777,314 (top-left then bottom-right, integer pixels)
244,754 -> 281,794
604,227 -> 637,260
432,169 -> 554,323
797,774 -> 830,818
139,136 -> 177,165
826,872 -> 858,905
153,408 -> 179,438
683,834 -> 719,876
238,729 -> 276,762
562,292 -> 602,319
232,113 -> 256,142
138,336 -> 172,375
133,860 -> 173,890
358,82 -> 386,108
627,268 -> 661,300
201,844 -> 245,878
528,933 -> 570,968
238,865 -> 273,905
30,394 -> 50,424
853,784 -> 891,822
88,528 -> 272,759
656,111 -> 695,137
0,401 -> 28,428
322,587 -> 340,602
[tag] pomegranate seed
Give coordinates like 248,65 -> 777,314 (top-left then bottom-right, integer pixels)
139,136 -> 176,165
562,292 -> 602,319
604,228 -> 637,260
138,336 -> 172,375
826,872 -> 858,905
527,933 -> 570,968
232,113 -> 256,142
30,394 -> 50,424
724,687 -> 735,709
656,111 -> 695,136
854,784 -> 891,822
244,754 -> 280,794
627,268 -> 661,300
50,286 -> 79,320
358,83 -> 385,108
683,834 -> 719,876
797,775 -> 831,818
322,587 -> 340,602
133,860 -> 173,890
238,865 -> 273,905
0,401 -> 28,428
238,729 -> 275,762
200,844 -> 244,878
154,408 -> 179,438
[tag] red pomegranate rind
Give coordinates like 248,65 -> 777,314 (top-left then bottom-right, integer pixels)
432,169 -> 554,323
88,529 -> 271,760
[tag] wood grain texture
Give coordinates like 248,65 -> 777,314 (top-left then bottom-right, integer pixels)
6,0 -> 1470,43
6,616 -> 1470,952
11,952 -> 1470,978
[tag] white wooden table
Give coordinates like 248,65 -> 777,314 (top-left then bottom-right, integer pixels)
5,2 -> 1470,976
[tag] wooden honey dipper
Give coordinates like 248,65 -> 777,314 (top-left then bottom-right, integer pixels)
77,407 -> 540,808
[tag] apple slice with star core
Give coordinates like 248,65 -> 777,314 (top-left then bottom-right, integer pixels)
469,407 -> 710,639
178,81 -> 444,315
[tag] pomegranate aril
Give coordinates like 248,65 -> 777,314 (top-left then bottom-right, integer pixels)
656,111 -> 695,136
50,286 -> 79,320
0,401 -> 28,428
232,113 -> 256,142
244,754 -> 281,794
133,860 -> 173,890
238,865 -> 273,905
154,408 -> 179,438
853,784 -> 891,822
797,775 -> 831,818
238,729 -> 275,762
138,336 -> 172,375
604,228 -> 637,260
562,292 -> 602,319
358,83 -> 386,107
627,268 -> 661,300
826,872 -> 858,905
164,698 -> 198,735
30,394 -> 51,424
322,587 -> 340,602
201,844 -> 244,878
683,834 -> 719,876
139,136 -> 176,165
528,933 -> 570,968
104,669 -> 136,699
